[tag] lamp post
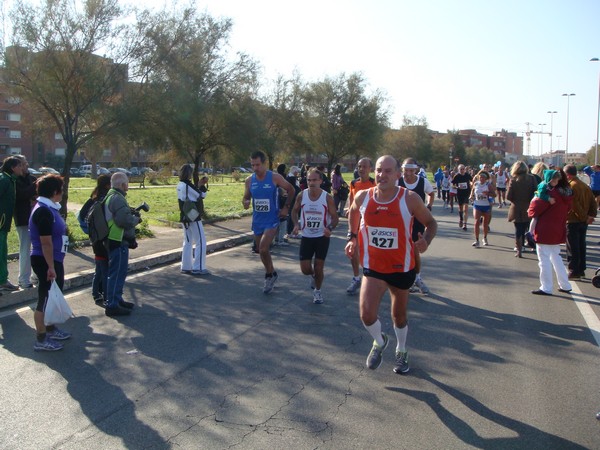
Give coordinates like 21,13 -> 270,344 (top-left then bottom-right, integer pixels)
538,123 -> 546,157
448,146 -> 453,170
547,111 -> 557,152
562,93 -> 575,155
591,58 -> 600,165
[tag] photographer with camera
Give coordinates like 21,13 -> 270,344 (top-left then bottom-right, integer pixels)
177,164 -> 210,275
104,172 -> 141,317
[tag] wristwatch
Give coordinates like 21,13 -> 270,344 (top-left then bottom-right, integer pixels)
346,231 -> 357,241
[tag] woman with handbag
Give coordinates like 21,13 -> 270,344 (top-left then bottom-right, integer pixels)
177,164 -> 210,275
30,174 -> 71,351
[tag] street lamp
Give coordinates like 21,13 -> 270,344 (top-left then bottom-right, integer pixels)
547,111 -> 557,152
538,123 -> 546,157
562,93 -> 575,155
591,58 -> 600,165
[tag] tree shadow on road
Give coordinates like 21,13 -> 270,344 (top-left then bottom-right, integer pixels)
386,370 -> 587,450
0,313 -> 166,448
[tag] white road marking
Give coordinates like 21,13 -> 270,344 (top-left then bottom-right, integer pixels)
570,282 -> 600,348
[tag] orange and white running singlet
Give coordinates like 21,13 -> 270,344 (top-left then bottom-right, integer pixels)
358,187 -> 415,273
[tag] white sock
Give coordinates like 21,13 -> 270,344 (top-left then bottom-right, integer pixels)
353,276 -> 361,282
364,320 -> 384,346
415,273 -> 421,281
394,324 -> 408,353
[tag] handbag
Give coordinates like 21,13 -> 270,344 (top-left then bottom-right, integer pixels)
182,184 -> 200,222
44,280 -> 74,325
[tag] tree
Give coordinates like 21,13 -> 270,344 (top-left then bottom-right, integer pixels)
140,7 -> 258,185
2,0 -> 150,213
300,73 -> 388,173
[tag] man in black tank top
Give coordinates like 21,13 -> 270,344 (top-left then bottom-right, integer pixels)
398,158 -> 435,294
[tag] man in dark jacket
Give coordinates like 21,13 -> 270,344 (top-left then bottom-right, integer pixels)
14,155 -> 38,288
0,156 -> 26,291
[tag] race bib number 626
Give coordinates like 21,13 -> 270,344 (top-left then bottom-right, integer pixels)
368,226 -> 399,249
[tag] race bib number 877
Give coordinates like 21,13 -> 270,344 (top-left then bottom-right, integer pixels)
368,226 -> 399,249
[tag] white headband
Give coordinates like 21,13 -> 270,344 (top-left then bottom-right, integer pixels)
402,164 -> 419,169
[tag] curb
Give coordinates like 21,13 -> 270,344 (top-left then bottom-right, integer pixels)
0,231 -> 254,310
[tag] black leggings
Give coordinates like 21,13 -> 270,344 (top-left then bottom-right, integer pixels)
31,255 -> 64,312
514,222 -> 529,248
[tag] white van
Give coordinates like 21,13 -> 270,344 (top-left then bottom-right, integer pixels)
80,164 -> 92,175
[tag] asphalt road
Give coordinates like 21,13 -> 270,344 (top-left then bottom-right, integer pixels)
1,204 -> 599,449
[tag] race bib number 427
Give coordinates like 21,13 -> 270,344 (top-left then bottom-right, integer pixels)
254,199 -> 270,212
368,226 -> 399,249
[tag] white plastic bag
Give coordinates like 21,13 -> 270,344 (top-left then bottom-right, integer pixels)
44,280 -> 74,325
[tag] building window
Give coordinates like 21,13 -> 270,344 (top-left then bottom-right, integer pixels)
102,148 -> 111,157
10,147 -> 21,155
9,130 -> 21,138
55,148 -> 66,156
8,113 -> 21,121
54,132 -> 63,140
6,97 -> 21,104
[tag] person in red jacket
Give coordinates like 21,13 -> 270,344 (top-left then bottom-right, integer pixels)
527,169 -> 573,295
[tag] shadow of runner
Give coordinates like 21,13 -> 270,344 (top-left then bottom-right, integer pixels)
386,371 -> 587,450
0,314 -> 167,448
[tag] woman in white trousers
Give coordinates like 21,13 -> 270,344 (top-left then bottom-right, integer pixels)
176,164 -> 210,275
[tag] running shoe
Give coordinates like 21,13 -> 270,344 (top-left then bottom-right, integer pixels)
346,277 -> 361,295
0,281 -> 19,291
415,278 -> 430,294
409,284 -> 419,293
34,338 -> 63,351
263,272 -> 278,294
192,269 -> 211,275
482,237 -> 488,246
46,328 -> 72,340
472,240 -> 480,247
459,220 -> 463,228
366,333 -> 389,370
312,289 -> 324,304
393,351 -> 409,374
462,225 -> 467,231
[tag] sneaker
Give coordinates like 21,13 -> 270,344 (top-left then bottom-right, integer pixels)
0,281 -> 19,291
46,328 -> 72,340
459,220 -> 463,228
309,275 -> 316,290
482,237 -> 488,246
393,351 -> 410,374
415,278 -> 430,294
119,300 -> 135,309
346,277 -> 361,295
94,297 -> 106,308
366,334 -> 389,370
263,272 -> 278,294
105,306 -> 131,317
472,240 -> 480,247
278,241 -> 289,247
34,338 -> 63,352
409,283 -> 420,293
312,289 -> 324,304
19,283 -> 35,289
181,269 -> 192,274
462,225 -> 467,231
192,269 -> 211,275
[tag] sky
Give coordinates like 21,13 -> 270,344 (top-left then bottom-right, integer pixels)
159,0 -> 600,159
5,0 -> 600,159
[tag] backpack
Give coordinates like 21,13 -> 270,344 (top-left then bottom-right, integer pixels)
77,198 -> 95,234
86,195 -> 110,245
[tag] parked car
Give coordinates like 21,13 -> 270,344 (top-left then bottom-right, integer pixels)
38,167 -> 60,175
97,167 -> 110,175
232,167 -> 250,173
70,167 -> 85,177
108,167 -> 132,176
28,167 -> 43,177
129,167 -> 142,176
